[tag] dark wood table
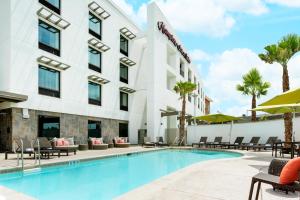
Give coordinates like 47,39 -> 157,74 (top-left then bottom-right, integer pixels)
273,141 -> 300,159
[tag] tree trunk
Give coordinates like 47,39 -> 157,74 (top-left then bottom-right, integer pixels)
282,65 -> 293,144
251,94 -> 256,121
179,95 -> 186,146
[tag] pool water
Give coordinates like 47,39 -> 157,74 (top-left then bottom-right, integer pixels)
0,150 -> 240,200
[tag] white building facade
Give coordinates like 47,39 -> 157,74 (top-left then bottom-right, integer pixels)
0,0 -> 206,150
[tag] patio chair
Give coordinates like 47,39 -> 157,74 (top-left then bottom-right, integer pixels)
222,137 -> 244,149
206,137 -> 222,148
156,136 -> 169,147
88,137 -> 108,150
142,137 -> 156,147
240,137 -> 260,151
113,137 -> 130,148
192,137 -> 208,148
5,137 -> 36,160
252,137 -> 278,151
248,159 -> 300,200
37,137 -> 60,159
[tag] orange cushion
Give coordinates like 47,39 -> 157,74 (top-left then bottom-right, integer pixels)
280,158 -> 300,184
56,139 -> 64,146
63,140 -> 69,146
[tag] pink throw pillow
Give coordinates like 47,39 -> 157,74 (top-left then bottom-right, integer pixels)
56,139 -> 64,146
64,140 -> 70,146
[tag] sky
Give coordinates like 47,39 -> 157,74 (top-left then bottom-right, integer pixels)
112,0 -> 300,116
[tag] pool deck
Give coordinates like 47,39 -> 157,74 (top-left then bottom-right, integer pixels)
0,147 -> 299,200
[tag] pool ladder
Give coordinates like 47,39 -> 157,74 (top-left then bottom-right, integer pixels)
16,138 -> 41,170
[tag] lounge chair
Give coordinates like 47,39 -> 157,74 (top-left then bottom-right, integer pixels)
88,137 -> 108,150
37,137 -> 61,159
206,137 -> 222,148
142,137 -> 156,147
52,137 -> 78,156
240,137 -> 260,150
248,159 -> 300,200
114,137 -> 130,148
5,137 -> 36,160
156,136 -> 169,147
222,137 -> 244,149
192,137 -> 208,148
252,137 -> 278,151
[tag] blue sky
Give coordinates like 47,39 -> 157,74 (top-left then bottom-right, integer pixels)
114,0 -> 300,116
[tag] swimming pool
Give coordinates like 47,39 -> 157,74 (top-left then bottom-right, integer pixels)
0,149 -> 240,200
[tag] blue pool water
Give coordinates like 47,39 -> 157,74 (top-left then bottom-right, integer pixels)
0,150 -> 240,200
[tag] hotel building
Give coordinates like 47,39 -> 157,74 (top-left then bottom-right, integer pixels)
0,0 -> 207,151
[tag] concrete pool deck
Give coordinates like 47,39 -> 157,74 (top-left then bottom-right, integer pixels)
0,147 -> 299,200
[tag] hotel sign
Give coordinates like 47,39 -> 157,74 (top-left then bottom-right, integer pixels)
157,21 -> 191,63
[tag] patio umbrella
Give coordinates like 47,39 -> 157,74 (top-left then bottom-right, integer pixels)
252,104 -> 300,141
193,114 -> 240,142
260,87 -> 300,106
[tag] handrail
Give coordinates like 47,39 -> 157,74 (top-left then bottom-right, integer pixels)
20,139 -> 24,170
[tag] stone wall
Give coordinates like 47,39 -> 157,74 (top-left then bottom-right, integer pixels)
10,108 -> 128,150
0,109 -> 12,152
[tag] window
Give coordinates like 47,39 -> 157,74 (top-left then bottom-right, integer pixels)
39,65 -> 60,98
120,35 -> 128,56
39,0 -> 60,14
188,94 -> 191,102
88,120 -> 101,138
180,61 -> 184,77
198,83 -> 200,94
119,123 -> 128,138
120,92 -> 128,111
188,70 -> 192,82
88,82 -> 101,106
89,12 -> 102,40
198,98 -> 200,109
39,20 -> 60,56
120,63 -> 128,83
89,47 -> 101,73
38,116 -> 60,139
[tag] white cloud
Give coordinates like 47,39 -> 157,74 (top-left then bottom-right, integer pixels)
266,0 -> 300,7
190,49 -> 212,61
203,48 -> 300,116
112,0 -> 268,37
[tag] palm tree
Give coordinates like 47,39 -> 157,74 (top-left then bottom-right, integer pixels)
236,68 -> 271,121
259,34 -> 300,142
174,81 -> 197,145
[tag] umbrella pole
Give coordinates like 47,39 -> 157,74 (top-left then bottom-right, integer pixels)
229,121 -> 233,143
293,110 -> 296,142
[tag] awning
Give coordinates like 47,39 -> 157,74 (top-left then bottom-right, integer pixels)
37,7 -> 70,30
88,75 -> 110,85
37,56 -> 71,70
120,27 -> 136,40
120,87 -> 136,94
88,1 -> 111,20
88,38 -> 110,52
120,57 -> 136,67
0,91 -> 28,103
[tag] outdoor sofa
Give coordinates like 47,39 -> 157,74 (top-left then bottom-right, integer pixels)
88,137 -> 108,150
143,137 -> 156,147
113,137 -> 130,148
52,137 -> 78,156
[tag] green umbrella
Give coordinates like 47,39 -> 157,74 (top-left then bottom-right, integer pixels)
193,114 -> 240,143
193,114 -> 240,123
260,87 -> 300,106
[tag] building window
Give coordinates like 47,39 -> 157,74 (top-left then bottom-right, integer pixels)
39,0 -> 60,14
180,61 -> 184,77
120,35 -> 128,56
88,82 -> 101,106
198,98 -> 200,109
38,65 -> 60,98
88,47 -> 101,73
88,120 -> 101,138
38,116 -> 60,139
39,20 -> 60,56
119,123 -> 128,138
188,70 -> 192,82
198,83 -> 200,94
89,12 -> 102,40
188,94 -> 191,102
120,92 -> 128,111
120,63 -> 128,84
